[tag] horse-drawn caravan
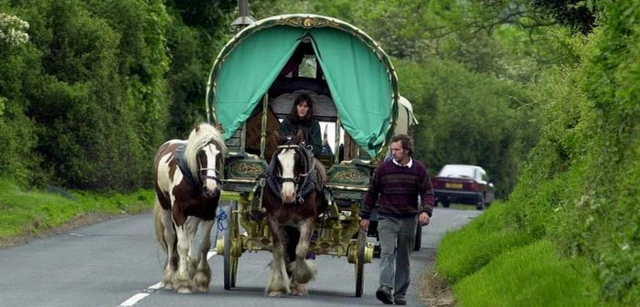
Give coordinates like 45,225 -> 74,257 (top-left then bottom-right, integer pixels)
205,14 -> 406,297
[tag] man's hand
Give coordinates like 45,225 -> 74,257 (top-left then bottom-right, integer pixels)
360,218 -> 370,232
419,212 -> 430,226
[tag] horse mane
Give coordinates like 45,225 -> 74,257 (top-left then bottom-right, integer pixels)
184,123 -> 227,176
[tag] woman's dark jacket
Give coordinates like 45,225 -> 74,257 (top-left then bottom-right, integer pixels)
279,117 -> 323,156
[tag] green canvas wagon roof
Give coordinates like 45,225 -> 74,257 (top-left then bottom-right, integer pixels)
205,14 -> 399,158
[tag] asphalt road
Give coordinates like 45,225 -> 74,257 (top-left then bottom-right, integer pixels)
0,207 -> 481,307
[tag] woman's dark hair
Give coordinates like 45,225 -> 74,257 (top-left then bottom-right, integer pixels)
390,134 -> 413,156
289,93 -> 314,123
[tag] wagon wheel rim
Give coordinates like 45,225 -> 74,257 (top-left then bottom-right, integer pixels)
355,230 -> 366,297
231,250 -> 239,287
224,200 -> 239,290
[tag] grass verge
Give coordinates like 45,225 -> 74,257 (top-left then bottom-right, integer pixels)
454,240 -> 605,307
0,178 -> 154,247
435,202 -> 534,284
434,202 -> 621,307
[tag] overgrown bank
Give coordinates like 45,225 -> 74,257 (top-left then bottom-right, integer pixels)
434,2 -> 640,306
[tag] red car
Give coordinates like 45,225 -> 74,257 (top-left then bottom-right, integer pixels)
431,164 -> 495,210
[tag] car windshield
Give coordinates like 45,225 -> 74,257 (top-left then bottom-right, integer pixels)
437,165 -> 476,178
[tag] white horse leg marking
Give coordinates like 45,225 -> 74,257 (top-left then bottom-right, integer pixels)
185,216 -> 201,277
174,223 -> 193,294
195,220 -> 214,292
277,149 -> 296,202
159,208 -> 176,289
266,220 -> 290,296
268,243 -> 290,297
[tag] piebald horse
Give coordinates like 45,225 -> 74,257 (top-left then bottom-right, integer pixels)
153,123 -> 227,293
263,129 -> 327,296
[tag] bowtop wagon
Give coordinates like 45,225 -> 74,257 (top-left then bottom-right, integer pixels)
205,14 -> 413,297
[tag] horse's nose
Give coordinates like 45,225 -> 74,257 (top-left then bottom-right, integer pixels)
281,191 -> 296,204
203,187 -> 220,199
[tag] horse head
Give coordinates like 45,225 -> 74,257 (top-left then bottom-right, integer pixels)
188,123 -> 227,199
271,129 -> 310,203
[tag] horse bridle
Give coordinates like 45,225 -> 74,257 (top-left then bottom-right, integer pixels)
197,143 -> 222,186
276,144 -> 313,185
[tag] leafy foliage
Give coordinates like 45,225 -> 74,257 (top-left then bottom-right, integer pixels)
0,0 -> 236,191
0,8 -> 43,186
165,0 -> 236,29
532,0 -> 597,34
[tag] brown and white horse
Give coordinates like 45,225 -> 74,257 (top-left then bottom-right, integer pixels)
263,129 -> 327,296
153,123 -> 227,294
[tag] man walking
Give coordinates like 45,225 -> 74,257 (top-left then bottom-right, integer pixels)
360,134 -> 434,305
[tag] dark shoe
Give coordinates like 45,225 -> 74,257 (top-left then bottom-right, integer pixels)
394,296 -> 407,305
376,287 -> 393,304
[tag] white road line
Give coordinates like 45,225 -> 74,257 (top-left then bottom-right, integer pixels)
148,282 -> 164,290
119,293 -> 149,307
117,251 -> 218,306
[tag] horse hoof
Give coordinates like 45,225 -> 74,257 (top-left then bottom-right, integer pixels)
290,283 -> 308,296
268,291 -> 285,297
194,275 -> 210,292
197,285 -> 209,292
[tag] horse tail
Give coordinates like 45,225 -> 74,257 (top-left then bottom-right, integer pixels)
153,198 -> 168,253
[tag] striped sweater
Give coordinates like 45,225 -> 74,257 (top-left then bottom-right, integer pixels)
360,159 -> 434,219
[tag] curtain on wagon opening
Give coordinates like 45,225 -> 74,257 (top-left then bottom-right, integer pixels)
211,20 -> 396,158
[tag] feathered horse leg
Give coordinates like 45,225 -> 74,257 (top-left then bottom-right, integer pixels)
173,215 -> 195,294
194,220 -> 214,292
266,219 -> 290,296
289,218 -> 317,296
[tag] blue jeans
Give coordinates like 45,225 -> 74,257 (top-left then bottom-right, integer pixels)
377,215 -> 418,297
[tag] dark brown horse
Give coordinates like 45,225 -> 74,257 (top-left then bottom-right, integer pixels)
263,129 -> 327,296
153,123 -> 227,293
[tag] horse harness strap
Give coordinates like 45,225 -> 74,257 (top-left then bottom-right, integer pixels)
296,146 -> 317,203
